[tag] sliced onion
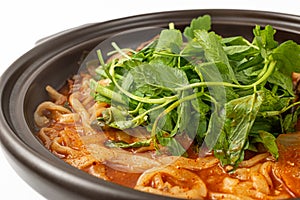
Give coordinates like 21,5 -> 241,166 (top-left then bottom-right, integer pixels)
276,132 -> 300,147
84,143 -> 161,173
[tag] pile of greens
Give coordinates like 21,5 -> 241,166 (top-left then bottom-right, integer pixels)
89,15 -> 300,167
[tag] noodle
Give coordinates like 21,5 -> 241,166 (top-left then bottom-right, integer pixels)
34,101 -> 71,127
238,153 -> 271,168
45,85 -> 67,104
135,165 -> 207,199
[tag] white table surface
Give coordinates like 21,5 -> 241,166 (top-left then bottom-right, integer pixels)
1,0 -> 299,199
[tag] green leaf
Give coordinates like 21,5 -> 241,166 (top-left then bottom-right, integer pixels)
191,97 -> 210,141
101,107 -> 135,129
156,131 -> 187,156
214,91 -> 264,166
194,30 -> 238,83
126,63 -> 189,92
196,61 -> 234,84
253,25 -> 278,58
203,103 -> 226,152
259,88 -> 290,112
149,55 -> 177,68
236,54 -> 264,72
267,70 -> 294,96
252,130 -> 279,159
282,105 -> 300,133
183,15 -> 211,40
250,117 -> 280,134
156,29 -> 183,53
282,113 -> 293,133
195,113 -> 208,143
271,40 -> 300,75
166,137 -> 188,157
211,129 -> 229,165
195,62 -> 232,102
181,40 -> 205,59
148,108 -> 177,133
173,91 -> 195,136
223,45 -> 259,61
224,87 -> 240,101
222,36 -> 249,46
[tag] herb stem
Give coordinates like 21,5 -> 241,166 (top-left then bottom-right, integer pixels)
153,51 -> 182,57
151,92 -> 204,139
243,38 -> 260,50
128,102 -> 143,114
96,50 -> 105,67
169,22 -> 175,30
151,100 -> 180,141
261,101 -> 300,117
175,61 -> 276,91
111,42 -> 131,60
91,79 -> 124,104
131,100 -> 174,123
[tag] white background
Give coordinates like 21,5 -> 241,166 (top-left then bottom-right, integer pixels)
0,0 -> 299,199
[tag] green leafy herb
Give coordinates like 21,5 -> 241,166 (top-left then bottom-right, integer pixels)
184,15 -> 211,40
89,15 -> 300,166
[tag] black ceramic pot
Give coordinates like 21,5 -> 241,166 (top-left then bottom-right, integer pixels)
1,9 -> 300,200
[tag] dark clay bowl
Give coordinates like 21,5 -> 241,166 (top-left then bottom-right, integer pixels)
1,9 -> 300,200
